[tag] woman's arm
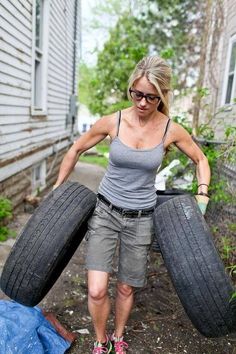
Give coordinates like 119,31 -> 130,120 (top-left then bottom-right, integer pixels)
168,122 -> 211,214
53,114 -> 114,188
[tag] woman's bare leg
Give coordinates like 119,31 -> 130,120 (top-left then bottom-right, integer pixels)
88,270 -> 110,342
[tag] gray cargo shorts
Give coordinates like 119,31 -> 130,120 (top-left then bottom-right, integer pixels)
85,199 -> 155,287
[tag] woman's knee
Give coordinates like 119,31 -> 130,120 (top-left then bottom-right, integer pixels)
117,282 -> 134,298
88,270 -> 109,301
88,284 -> 108,301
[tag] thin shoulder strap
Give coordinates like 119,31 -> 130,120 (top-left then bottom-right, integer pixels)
116,110 -> 121,136
162,118 -> 171,142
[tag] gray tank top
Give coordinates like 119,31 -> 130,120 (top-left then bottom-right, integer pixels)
98,111 -> 171,209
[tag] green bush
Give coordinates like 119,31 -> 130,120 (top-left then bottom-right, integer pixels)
162,113 -> 235,204
0,197 -> 14,242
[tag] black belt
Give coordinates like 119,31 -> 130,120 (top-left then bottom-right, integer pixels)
97,194 -> 154,218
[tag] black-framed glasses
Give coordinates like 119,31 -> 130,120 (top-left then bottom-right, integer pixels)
129,88 -> 160,104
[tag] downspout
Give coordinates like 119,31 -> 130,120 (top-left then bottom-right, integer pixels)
71,0 -> 78,138
72,0 -> 78,95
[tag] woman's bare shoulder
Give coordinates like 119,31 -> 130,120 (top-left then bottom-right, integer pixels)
166,120 -> 191,144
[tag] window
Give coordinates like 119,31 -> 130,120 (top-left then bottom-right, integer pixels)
32,160 -> 46,192
223,36 -> 236,105
31,0 -> 50,116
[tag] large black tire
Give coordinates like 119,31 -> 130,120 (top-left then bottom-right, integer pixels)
0,182 -> 97,307
152,189 -> 190,252
153,194 -> 236,338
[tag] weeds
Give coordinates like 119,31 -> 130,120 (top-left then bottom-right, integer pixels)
0,197 -> 16,242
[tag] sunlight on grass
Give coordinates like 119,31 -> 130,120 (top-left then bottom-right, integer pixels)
79,141 -> 110,168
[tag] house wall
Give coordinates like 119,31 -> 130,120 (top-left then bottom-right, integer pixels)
0,145 -> 68,212
0,0 -> 79,161
0,0 -> 81,210
202,0 -> 236,213
203,0 -> 236,139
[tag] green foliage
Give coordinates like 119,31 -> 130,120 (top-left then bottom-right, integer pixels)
0,226 -> 9,242
78,0 -> 208,115
220,236 -> 236,263
78,63 -> 97,108
85,14 -> 148,115
228,223 -> 236,232
0,197 -> 14,242
230,291 -> 236,301
0,198 -> 12,220
80,142 -> 110,169
162,114 -> 235,204
196,87 -> 210,98
142,0 -> 207,91
95,141 -> 110,155
80,155 -> 109,169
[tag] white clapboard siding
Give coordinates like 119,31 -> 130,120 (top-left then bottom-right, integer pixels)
1,0 -> 31,29
0,6 -> 31,41
46,101 -> 68,109
0,115 -> 66,125
48,69 -> 73,88
47,108 -> 68,116
0,84 -> 30,98
1,125 -> 66,144
52,0 -> 75,34
0,0 -> 80,162
0,130 -> 70,158
1,51 -> 31,75
48,91 -> 69,101
47,0 -> 75,116
17,0 -> 31,13
0,72 -> 31,91
8,0 -> 31,19
0,62 -> 31,82
0,15 -> 31,47
0,139 -> 70,182
0,120 -> 64,134
48,57 -> 74,81
1,33 -> 32,62
0,107 -> 30,116
0,95 -> 30,106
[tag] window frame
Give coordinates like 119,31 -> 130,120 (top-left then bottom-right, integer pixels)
222,34 -> 236,106
31,0 -> 50,116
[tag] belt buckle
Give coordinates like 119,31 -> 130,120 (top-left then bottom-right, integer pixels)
121,209 -> 126,216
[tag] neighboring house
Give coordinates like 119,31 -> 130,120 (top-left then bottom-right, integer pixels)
202,0 -> 236,138
0,0 -> 81,211
77,103 -> 98,134
201,0 -> 236,203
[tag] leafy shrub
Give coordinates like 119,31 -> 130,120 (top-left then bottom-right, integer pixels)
0,197 -> 14,242
162,113 -> 235,204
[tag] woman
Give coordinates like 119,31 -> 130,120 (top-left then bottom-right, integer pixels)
53,56 -> 210,354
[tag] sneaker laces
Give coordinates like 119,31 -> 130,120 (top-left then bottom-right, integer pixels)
113,337 -> 128,354
93,343 -> 108,354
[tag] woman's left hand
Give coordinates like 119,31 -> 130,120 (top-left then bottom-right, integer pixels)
195,195 -> 210,216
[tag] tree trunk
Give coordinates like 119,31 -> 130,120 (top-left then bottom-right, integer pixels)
192,0 -> 212,135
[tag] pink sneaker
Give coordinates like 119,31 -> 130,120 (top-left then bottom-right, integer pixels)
92,334 -> 113,353
111,334 -> 128,354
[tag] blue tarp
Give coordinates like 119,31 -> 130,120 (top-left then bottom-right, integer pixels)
0,300 -> 71,354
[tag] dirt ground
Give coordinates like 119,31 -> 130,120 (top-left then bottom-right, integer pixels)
0,162 -> 236,354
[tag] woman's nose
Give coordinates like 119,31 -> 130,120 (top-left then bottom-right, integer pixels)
140,97 -> 147,105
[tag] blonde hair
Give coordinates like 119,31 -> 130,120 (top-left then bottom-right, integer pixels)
127,56 -> 172,116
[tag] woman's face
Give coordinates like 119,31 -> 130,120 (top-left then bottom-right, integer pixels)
131,76 -> 160,117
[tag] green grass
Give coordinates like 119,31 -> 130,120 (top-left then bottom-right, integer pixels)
96,141 -> 110,155
80,155 -> 109,168
79,141 -> 110,168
